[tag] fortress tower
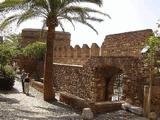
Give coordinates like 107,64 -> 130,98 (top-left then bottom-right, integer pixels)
21,28 -> 71,48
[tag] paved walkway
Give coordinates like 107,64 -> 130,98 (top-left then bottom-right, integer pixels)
0,80 -> 148,120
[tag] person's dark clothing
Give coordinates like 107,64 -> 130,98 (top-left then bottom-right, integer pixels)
24,78 -> 30,82
21,72 -> 27,93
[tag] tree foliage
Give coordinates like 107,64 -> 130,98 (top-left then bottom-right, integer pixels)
0,44 -> 16,66
146,36 -> 160,58
0,0 -> 109,100
145,36 -> 160,75
22,41 -> 46,61
0,0 -> 109,34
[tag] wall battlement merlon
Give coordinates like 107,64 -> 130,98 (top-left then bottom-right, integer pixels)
21,28 -> 154,64
53,43 -> 100,59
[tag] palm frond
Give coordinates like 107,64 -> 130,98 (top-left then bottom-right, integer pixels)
0,15 -> 19,30
64,0 -> 103,7
70,17 -> 99,34
58,21 -> 65,32
0,0 -> 29,13
17,9 -> 42,26
59,15 -> 76,30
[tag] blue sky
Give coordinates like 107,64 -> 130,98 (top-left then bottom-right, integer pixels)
1,0 -> 160,47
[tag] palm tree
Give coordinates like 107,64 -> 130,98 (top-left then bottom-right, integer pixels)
0,0 -> 110,101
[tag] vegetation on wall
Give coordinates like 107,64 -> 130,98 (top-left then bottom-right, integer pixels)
22,41 -> 46,61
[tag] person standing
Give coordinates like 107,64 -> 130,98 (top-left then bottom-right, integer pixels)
20,70 -> 27,93
24,74 -> 30,96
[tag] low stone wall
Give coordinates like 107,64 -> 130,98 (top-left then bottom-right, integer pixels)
30,79 -> 44,93
60,92 -> 122,113
53,63 -> 97,102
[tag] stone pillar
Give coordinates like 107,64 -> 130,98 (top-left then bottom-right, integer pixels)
66,46 -> 73,64
56,47 -> 61,58
66,46 -> 73,58
82,44 -> 90,58
91,43 -> 100,56
61,46 -> 67,58
74,45 -> 81,64
74,45 -> 81,58
143,85 -> 149,117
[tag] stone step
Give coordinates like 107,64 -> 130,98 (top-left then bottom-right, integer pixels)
122,103 -> 143,116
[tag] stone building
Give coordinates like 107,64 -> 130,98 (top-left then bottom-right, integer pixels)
19,28 -> 160,114
21,28 -> 71,48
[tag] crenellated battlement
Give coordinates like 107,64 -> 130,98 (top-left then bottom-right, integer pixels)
53,43 -> 100,65
21,28 -> 153,65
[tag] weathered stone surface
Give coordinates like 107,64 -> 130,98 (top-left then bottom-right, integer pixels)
81,108 -> 94,120
101,29 -> 153,57
122,103 -> 143,116
19,28 -> 160,114
21,28 -> 71,48
149,112 -> 157,120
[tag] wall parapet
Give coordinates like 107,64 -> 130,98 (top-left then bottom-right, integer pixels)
53,43 -> 100,65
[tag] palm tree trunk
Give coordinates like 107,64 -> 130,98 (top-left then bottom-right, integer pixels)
43,22 -> 55,101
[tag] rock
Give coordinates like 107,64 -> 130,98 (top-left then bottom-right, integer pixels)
122,102 -> 143,116
81,108 -> 94,120
149,112 -> 157,120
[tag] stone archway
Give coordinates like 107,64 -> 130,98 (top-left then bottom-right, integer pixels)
95,66 -> 124,102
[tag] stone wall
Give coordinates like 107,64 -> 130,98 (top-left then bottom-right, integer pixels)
53,43 -> 100,65
53,63 -> 97,102
21,28 -> 71,48
19,28 -> 160,113
53,57 -> 146,106
21,29 -> 153,65
101,29 -> 153,57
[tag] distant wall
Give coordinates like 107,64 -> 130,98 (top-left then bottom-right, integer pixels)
21,29 -> 153,65
21,28 -> 71,48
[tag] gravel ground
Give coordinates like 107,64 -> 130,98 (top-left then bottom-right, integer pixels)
0,80 -> 148,120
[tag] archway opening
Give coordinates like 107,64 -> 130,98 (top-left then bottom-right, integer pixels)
95,66 -> 124,102
111,73 -> 124,101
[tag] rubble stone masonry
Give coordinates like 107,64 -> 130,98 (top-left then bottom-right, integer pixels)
19,28 -> 160,113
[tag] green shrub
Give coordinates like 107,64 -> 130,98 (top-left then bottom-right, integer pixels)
0,44 -> 16,66
22,41 -> 46,61
0,65 -> 15,90
4,65 -> 15,77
